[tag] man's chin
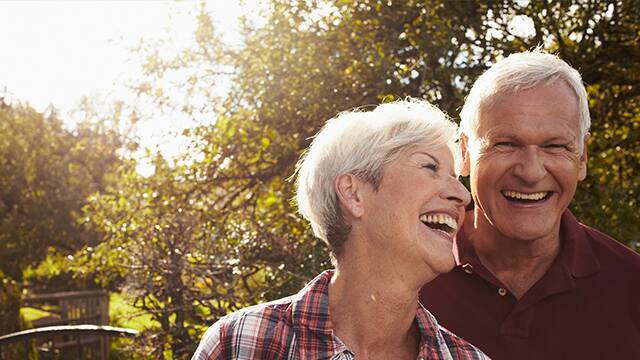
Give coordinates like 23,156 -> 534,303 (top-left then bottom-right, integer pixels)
495,223 -> 558,243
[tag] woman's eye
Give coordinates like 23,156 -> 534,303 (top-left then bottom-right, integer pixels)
422,163 -> 438,171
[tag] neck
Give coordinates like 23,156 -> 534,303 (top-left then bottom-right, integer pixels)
468,209 -> 561,298
329,244 -> 421,359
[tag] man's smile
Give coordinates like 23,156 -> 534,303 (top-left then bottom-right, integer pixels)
501,190 -> 552,203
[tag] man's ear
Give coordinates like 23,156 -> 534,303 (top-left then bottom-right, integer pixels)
335,174 -> 365,218
459,133 -> 471,177
578,133 -> 589,181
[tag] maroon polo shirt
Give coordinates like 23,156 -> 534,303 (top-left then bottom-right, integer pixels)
420,210 -> 640,360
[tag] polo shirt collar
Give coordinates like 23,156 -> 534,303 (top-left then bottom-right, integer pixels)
559,210 -> 600,277
454,209 -> 600,278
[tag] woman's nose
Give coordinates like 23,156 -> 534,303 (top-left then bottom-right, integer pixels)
441,177 -> 471,207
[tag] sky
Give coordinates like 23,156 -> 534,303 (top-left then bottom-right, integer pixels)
0,0 -> 536,174
0,0 -> 263,172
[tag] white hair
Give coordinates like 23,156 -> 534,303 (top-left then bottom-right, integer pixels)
294,98 -> 459,257
460,49 -> 590,143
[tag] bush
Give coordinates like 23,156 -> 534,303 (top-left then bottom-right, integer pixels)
0,270 -> 37,359
23,247 -> 101,294
0,270 -> 20,335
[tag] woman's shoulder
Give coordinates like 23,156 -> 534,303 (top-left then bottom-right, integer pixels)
222,294 -> 297,330
192,295 -> 298,360
436,324 -> 490,359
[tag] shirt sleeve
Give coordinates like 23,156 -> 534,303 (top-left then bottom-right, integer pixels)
192,322 -> 225,360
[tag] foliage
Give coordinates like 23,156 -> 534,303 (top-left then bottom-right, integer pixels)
0,102 -> 131,282
76,153 -> 317,358
0,270 -> 21,335
108,292 -> 160,359
109,292 -> 159,331
69,0 -> 639,358
211,0 -> 639,248
0,270 -> 37,358
23,247 -> 99,293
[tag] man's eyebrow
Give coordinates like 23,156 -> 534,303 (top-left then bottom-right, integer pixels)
484,129 -> 577,142
544,135 -> 576,143
483,131 -> 517,140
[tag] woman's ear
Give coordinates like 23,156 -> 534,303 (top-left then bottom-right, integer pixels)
335,174 -> 365,218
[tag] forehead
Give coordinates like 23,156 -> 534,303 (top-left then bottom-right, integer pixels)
477,82 -> 581,141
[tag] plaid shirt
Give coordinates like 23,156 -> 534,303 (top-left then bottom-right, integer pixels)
192,271 -> 489,360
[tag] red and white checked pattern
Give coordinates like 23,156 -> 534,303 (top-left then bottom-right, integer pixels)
192,271 -> 489,360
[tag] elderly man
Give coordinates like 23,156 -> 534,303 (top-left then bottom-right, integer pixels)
420,50 -> 640,359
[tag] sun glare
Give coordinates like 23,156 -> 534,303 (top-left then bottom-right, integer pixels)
0,0 -> 264,173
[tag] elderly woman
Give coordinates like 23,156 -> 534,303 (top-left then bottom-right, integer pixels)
193,99 -> 489,360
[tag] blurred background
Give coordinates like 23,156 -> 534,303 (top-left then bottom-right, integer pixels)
0,0 -> 638,358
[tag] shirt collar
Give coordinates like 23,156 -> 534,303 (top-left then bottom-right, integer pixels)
454,209 -> 600,278
290,270 -> 348,359
415,302 -> 455,358
557,210 -> 600,277
292,270 -> 455,359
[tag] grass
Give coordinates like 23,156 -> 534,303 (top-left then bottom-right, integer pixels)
20,306 -> 54,326
19,292 -> 159,331
109,292 -> 159,331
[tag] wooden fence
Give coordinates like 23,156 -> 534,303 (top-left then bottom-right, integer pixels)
0,290 -> 136,359
0,325 -> 138,359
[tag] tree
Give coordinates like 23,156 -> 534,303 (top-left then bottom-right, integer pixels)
76,150 -> 319,357
0,269 -> 36,357
0,101 -> 130,281
77,0 -> 639,357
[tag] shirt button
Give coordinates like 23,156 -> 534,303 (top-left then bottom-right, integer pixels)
498,288 -> 508,296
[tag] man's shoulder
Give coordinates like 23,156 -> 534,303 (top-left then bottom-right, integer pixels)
580,222 -> 640,269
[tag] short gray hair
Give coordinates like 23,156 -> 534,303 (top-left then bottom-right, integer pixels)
295,98 -> 459,258
460,49 -> 590,142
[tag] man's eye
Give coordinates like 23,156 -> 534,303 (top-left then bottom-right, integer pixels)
544,144 -> 568,150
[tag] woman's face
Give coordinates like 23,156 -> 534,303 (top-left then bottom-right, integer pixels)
359,143 -> 470,280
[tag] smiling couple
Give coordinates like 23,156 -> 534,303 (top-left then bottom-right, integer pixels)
193,50 -> 640,360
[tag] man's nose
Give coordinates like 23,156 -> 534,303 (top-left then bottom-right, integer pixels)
513,146 -> 547,184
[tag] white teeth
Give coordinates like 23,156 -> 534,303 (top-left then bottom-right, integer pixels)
503,190 -> 548,200
419,214 -> 458,231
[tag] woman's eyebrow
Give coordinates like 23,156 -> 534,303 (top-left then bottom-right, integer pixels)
414,151 -> 458,177
414,151 -> 440,165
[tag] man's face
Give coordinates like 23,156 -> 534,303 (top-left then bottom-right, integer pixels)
463,81 -> 587,242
